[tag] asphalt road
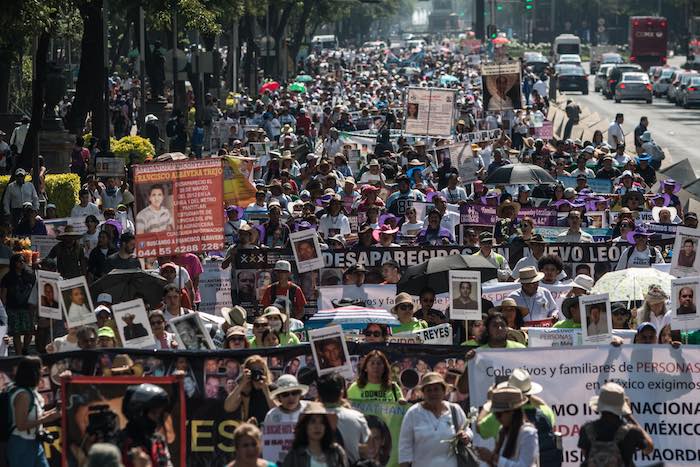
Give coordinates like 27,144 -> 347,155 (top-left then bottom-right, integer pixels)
560,57 -> 700,175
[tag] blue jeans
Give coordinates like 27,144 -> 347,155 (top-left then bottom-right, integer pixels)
6,435 -> 49,467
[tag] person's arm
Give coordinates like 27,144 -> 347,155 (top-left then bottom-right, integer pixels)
31,185 -> 39,210
223,370 -> 252,413
3,184 -> 11,215
13,391 -> 60,431
615,248 -> 628,271
221,246 -> 235,269
626,414 -> 654,455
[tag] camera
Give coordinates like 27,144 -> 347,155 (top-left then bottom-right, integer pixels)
86,404 -> 120,444
36,430 -> 57,443
250,368 -> 264,382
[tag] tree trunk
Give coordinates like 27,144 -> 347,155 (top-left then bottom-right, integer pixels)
20,32 -> 50,170
0,48 -> 12,114
68,0 -> 105,138
289,0 -> 315,71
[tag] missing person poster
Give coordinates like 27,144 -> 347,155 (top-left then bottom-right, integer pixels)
481,63 -> 522,112
290,229 -> 324,273
309,325 -> 353,379
169,313 -> 215,350
670,277 -> 700,331
58,276 -> 96,328
579,293 -> 612,344
448,270 -> 482,320
404,87 -> 456,137
113,299 -> 157,349
670,226 -> 700,278
133,159 -> 225,257
37,270 -> 62,320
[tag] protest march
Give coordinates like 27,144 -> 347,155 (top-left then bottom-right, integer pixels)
3,4 -> 700,467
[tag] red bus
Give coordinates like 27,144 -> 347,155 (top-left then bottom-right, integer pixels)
628,16 -> 668,70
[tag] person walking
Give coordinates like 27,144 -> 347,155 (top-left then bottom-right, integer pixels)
607,113 -> 625,150
0,254 -> 37,355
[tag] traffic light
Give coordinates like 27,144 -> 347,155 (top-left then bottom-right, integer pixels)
524,0 -> 533,10
496,2 -> 503,11
487,24 -> 497,39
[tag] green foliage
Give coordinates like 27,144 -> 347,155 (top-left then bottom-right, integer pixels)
0,173 -> 80,218
112,135 -> 155,163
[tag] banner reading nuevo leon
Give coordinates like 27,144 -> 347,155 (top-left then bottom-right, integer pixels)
134,159 -> 224,257
469,345 -> 700,466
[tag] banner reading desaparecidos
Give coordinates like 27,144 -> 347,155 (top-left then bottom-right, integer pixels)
469,346 -> 700,466
134,159 -> 225,257
405,87 -> 456,137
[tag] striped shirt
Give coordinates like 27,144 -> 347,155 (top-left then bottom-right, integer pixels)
136,206 -> 172,233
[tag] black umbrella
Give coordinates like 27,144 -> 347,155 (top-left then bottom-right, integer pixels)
484,163 -> 556,185
397,254 -> 497,296
91,269 -> 168,308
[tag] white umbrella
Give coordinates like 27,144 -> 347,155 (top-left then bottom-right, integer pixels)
591,268 -> 675,302
307,306 -> 400,330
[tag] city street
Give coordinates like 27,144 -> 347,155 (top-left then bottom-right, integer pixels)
562,57 -> 700,175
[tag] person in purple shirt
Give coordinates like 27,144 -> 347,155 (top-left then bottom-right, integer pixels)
416,209 -> 454,245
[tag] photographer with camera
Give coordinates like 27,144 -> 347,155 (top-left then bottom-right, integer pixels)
118,383 -> 173,467
224,355 -> 276,425
3,356 -> 60,467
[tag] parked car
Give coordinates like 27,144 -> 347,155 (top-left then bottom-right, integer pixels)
557,54 -> 582,66
614,72 -> 653,103
674,72 -> 698,106
677,76 -> 700,108
557,65 -> 588,94
595,64 -> 614,92
604,64 -> 643,98
652,68 -> 676,96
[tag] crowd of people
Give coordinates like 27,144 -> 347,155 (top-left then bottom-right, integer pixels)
0,36 -> 687,467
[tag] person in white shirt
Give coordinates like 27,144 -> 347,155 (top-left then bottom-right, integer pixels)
569,154 -> 596,178
9,116 -> 30,154
359,160 -> 386,185
262,375 -> 309,464
636,284 -> 672,331
3,168 -> 39,226
66,286 -> 94,326
440,174 -> 468,203
323,128 -> 343,156
318,196 -> 351,238
508,267 -> 559,322
401,206 -> 424,237
616,228 -> 664,270
532,78 -> 547,100
71,188 -> 101,220
607,113 -> 625,149
558,210 -> 593,243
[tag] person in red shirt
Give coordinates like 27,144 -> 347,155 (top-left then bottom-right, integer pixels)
296,108 -> 312,136
260,260 -> 307,319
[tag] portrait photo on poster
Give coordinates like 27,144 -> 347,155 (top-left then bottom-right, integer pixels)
309,325 -> 353,379
58,276 -> 96,328
135,181 -> 175,234
406,102 -> 419,120
671,277 -> 700,330
169,313 -> 215,350
37,270 -> 62,320
482,72 -> 521,112
448,270 -> 482,320
290,229 -> 324,273
579,293 -> 612,344
113,299 -> 157,349
670,227 -> 700,277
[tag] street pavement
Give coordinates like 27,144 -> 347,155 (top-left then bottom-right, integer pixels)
561,57 -> 700,176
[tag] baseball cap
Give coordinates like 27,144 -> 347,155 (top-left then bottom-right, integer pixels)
96,293 -> 113,304
274,260 -> 292,272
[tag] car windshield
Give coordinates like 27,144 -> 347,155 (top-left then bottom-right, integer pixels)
690,77 -> 700,86
559,66 -> 584,75
622,73 -> 647,82
661,70 -> 675,78
602,54 -> 622,63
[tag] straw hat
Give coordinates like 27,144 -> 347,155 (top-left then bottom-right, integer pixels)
417,372 -> 451,390
490,386 -> 528,413
262,306 -> 287,322
299,402 -> 338,430
518,267 -> 544,284
651,206 -> 678,223
490,298 -> 528,317
270,374 -> 309,399
221,306 -> 247,326
392,292 -> 415,314
589,382 -> 631,417
507,368 -> 543,395
570,274 -> 594,292
644,284 -> 668,305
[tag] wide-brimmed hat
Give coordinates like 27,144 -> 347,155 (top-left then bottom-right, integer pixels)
490,298 -> 528,317
262,306 -> 287,322
561,296 -> 580,320
392,292 -> 415,314
518,266 -> 544,284
626,225 -> 653,244
221,306 -> 247,326
490,386 -> 528,413
644,284 -> 669,304
652,206 -> 678,223
417,371 -> 451,390
525,234 -> 545,245
649,193 -> 671,207
57,226 -> 84,240
496,200 -> 521,218
373,224 -> 399,242
225,326 -> 248,342
640,131 -> 653,143
589,382 -> 631,417
110,354 -> 135,374
507,368 -> 543,395
661,178 -> 681,194
299,402 -> 338,429
270,374 -> 309,399
571,274 -> 594,292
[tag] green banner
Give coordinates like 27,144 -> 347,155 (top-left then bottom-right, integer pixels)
350,400 -> 409,467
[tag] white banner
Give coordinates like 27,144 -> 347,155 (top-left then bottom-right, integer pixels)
482,282 -> 572,314
198,261 -> 232,315
393,323 -> 452,345
469,345 -> 700,466
526,327 -> 637,347
318,284 -> 397,311
405,87 -> 456,137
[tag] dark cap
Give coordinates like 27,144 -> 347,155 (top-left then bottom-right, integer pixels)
347,263 -> 367,273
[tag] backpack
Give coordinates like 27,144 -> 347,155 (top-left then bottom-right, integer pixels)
0,385 -> 35,441
626,246 -> 657,266
584,423 -> 631,467
166,118 -> 177,138
524,406 -> 562,467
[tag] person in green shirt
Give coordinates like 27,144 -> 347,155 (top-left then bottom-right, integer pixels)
477,368 -> 557,444
478,311 -> 526,349
347,349 -> 405,402
552,296 -> 582,329
248,316 -> 270,349
390,292 -> 427,334
261,306 -> 300,346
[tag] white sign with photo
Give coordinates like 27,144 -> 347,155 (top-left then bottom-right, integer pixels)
290,229 -> 324,273
198,260 -> 233,315
404,87 -> 456,137
113,299 -> 157,349
584,211 -> 608,229
670,277 -> 700,331
57,276 -> 96,328
309,325 -> 353,379
169,313 -> 215,350
670,226 -> 700,278
526,327 -> 636,347
448,270 -> 482,320
579,293 -> 612,344
37,270 -> 62,320
31,236 -> 60,257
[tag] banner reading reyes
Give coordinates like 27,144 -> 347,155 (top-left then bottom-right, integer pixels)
469,345 -> 700,466
134,159 -> 224,257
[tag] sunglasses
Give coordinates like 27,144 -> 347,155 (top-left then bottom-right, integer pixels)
397,303 -> 413,310
229,336 -> 246,342
149,320 -> 164,325
253,323 -> 268,328
363,330 -> 382,337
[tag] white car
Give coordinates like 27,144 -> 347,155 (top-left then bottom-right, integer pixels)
595,64 -> 614,92
558,54 -> 582,66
